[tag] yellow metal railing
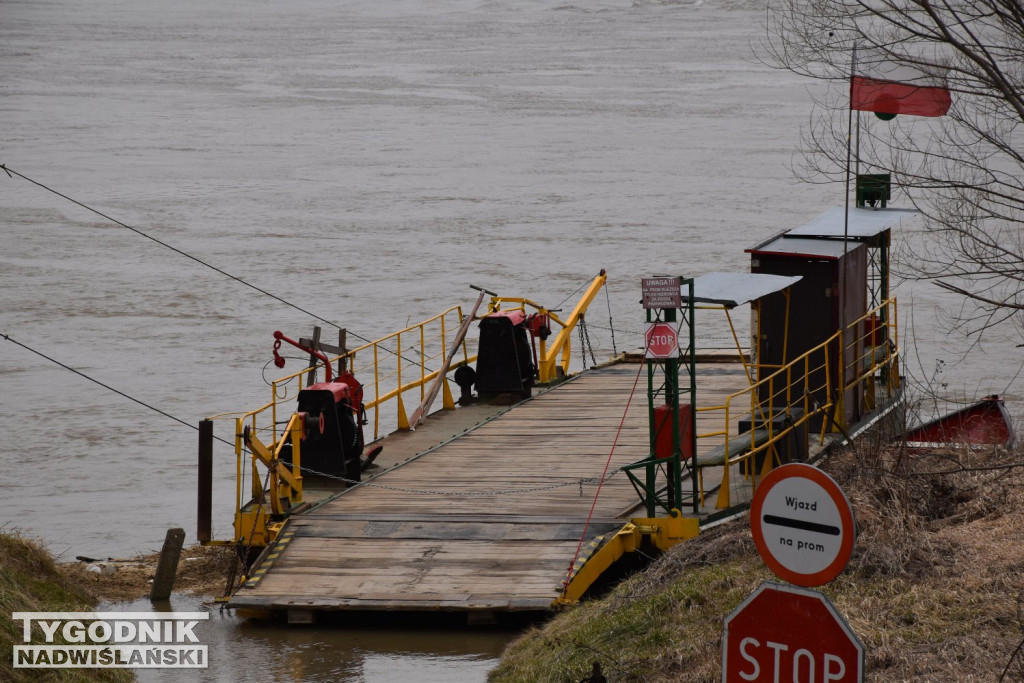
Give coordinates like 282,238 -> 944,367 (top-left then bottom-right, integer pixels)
697,299 -> 899,509
340,306 -> 477,438
204,305 -> 476,545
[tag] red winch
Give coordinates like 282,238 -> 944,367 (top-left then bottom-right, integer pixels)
268,331 -> 367,481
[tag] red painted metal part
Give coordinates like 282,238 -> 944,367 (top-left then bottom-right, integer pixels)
486,310 -> 527,326
653,403 -> 694,460
307,370 -> 364,408
273,330 -> 334,382
904,395 -> 1014,447
526,313 -> 550,339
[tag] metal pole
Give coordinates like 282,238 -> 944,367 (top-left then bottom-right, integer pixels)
645,306 -> 657,518
664,305 -> 679,512
684,277 -> 698,513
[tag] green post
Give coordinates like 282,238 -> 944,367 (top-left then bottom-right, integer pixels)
663,305 -> 681,512
682,277 -> 698,513
645,306 -> 658,518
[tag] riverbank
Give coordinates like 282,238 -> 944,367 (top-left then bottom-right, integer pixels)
1,532 -> 136,682
3,536 -> 232,682
60,544 -> 234,604
490,442 -> 1024,681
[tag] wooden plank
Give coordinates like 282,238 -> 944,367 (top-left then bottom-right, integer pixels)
249,574 -> 565,593
229,595 -> 553,611
292,520 -> 620,542
296,513 -> 622,524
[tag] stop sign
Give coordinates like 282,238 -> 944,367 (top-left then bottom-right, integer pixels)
723,582 -> 863,682
644,322 -> 679,359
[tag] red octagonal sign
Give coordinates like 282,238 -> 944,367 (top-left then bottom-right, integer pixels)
644,322 -> 679,359
723,581 -> 864,682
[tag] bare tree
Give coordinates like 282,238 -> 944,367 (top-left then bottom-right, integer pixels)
761,0 -> 1024,343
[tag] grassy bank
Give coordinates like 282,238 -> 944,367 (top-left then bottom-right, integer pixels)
1,532 -> 133,682
491,443 -> 1024,681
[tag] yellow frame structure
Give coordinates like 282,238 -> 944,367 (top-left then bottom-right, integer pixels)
556,513 -> 700,606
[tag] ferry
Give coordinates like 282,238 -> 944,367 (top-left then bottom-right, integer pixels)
196,204 -> 910,622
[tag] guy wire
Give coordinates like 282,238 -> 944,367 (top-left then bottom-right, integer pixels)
0,163 -> 428,368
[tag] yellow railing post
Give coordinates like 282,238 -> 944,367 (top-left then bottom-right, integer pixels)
373,343 -> 380,439
271,381 -> 278,445
289,417 -> 302,505
419,323 -> 426,401
822,340 -> 832,441
716,400 -> 732,510
249,415 -> 260,502
836,328 -> 845,433
395,330 -> 410,430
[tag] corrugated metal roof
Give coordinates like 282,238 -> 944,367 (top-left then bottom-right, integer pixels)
786,206 -> 919,240
689,272 -> 802,308
746,234 -> 855,259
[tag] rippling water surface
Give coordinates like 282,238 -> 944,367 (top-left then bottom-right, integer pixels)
3,0 -> 1019,679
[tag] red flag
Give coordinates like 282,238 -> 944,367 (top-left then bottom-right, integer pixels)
851,58 -> 951,117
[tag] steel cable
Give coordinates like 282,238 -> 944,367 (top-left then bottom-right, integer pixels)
0,162 -> 431,369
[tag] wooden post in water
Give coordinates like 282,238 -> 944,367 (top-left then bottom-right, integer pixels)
197,420 -> 213,543
150,528 -> 186,601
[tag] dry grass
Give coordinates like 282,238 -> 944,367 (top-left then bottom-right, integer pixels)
828,442 -> 1024,680
491,443 -> 1024,682
0,531 -> 134,683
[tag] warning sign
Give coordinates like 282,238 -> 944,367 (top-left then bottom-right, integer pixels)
642,277 -> 682,309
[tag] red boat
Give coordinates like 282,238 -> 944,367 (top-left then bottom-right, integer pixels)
903,395 -> 1015,448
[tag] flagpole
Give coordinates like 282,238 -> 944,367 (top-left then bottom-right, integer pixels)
844,44 -> 856,249
840,44 -> 856,430
855,83 -> 861,188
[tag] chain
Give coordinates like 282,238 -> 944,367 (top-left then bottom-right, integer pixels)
578,317 -> 598,369
588,320 -> 734,341
604,285 -> 618,356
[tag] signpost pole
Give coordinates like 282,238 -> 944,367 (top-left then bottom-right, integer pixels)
663,304 -> 680,512
681,276 -> 697,511
641,276 -> 696,514
645,303 -> 658,517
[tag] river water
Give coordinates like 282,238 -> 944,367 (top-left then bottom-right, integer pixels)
2,0 -> 1019,680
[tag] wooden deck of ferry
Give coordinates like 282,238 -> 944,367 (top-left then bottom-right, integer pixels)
228,359 -> 754,617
